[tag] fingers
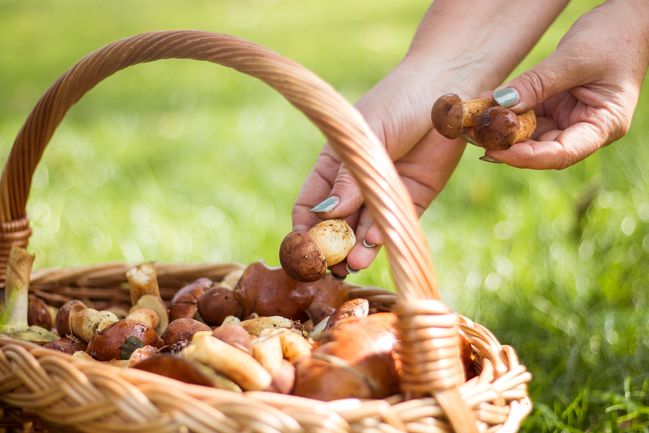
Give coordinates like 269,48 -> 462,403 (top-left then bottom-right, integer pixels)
309,164 -> 364,220
485,121 -> 606,169
492,48 -> 596,113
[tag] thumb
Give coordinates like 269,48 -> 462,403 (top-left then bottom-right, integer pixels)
309,164 -> 363,219
493,48 -> 592,112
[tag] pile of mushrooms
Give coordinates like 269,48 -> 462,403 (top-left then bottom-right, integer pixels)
0,217 -> 478,399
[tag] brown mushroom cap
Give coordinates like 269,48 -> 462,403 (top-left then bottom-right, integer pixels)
197,285 -> 242,326
43,337 -> 87,354
162,318 -> 211,346
473,106 -> 520,150
169,278 -> 212,321
28,295 -> 52,330
212,324 -> 252,353
234,262 -> 350,323
431,93 -> 464,139
279,231 -> 327,282
55,300 -> 86,337
86,319 -> 163,361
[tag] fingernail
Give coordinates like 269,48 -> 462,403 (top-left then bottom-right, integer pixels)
493,87 -> 519,108
479,155 -> 503,164
345,263 -> 359,274
310,196 -> 339,213
331,271 -> 346,280
362,239 -> 376,249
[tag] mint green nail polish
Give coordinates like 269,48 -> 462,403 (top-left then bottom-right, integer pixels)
493,87 -> 519,108
479,155 -> 503,164
310,196 -> 339,213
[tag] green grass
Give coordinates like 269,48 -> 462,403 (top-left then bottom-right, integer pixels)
1,1 -> 648,431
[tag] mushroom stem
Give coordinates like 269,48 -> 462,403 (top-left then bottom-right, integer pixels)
183,331 -> 272,391
2,246 -> 33,329
126,262 -> 160,305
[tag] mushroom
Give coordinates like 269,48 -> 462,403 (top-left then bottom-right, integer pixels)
182,331 -> 272,391
279,219 -> 355,282
324,298 -> 369,330
472,106 -> 537,150
43,336 -> 87,354
86,319 -> 163,361
56,300 -> 119,342
197,285 -> 241,326
431,93 -> 494,139
265,329 -> 312,363
162,318 -> 210,346
211,323 -> 252,353
293,312 -> 399,401
240,316 -> 304,337
0,246 -> 57,344
133,354 -> 241,392
267,360 -> 296,394
251,333 -> 284,372
27,295 -> 52,330
127,345 -> 159,367
126,263 -> 169,335
169,278 -> 212,321
234,261 -> 349,323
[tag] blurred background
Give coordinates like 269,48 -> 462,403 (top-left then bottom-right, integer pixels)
1,0 -> 648,431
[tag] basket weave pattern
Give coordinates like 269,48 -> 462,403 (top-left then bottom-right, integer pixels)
0,31 -> 531,432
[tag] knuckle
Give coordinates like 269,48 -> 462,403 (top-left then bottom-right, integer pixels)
518,69 -> 548,103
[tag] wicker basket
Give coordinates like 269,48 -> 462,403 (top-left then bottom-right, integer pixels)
0,31 -> 531,433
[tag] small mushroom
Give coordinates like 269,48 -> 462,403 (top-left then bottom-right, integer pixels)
86,319 -> 163,361
28,295 -> 52,330
169,278 -> 212,321
126,264 -> 169,335
472,106 -> 537,150
43,337 -> 87,354
325,298 -> 369,330
197,285 -> 241,326
127,345 -> 159,367
431,93 -> 494,139
56,300 -> 119,342
279,219 -> 355,282
211,324 -> 252,353
251,334 -> 283,372
183,331 -> 271,391
240,316 -> 303,337
266,360 -> 296,394
133,354 -> 241,392
162,318 -> 210,346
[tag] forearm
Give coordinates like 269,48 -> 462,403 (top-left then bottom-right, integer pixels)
406,0 -> 571,93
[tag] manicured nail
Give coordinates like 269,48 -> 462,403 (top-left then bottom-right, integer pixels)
479,155 -> 503,164
331,271 -> 346,280
362,239 -> 376,249
310,196 -> 339,213
493,87 -> 519,108
345,264 -> 359,274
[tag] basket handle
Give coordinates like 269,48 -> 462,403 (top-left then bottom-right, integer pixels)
0,31 -> 477,431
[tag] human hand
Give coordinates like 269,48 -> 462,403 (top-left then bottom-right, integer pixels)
484,0 -> 649,169
290,0 -> 569,277
292,60 -> 466,277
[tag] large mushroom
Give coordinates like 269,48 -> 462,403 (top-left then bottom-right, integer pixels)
431,93 -> 494,139
472,106 -> 537,150
293,312 -> 399,401
279,219 -> 355,282
234,261 -> 350,324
